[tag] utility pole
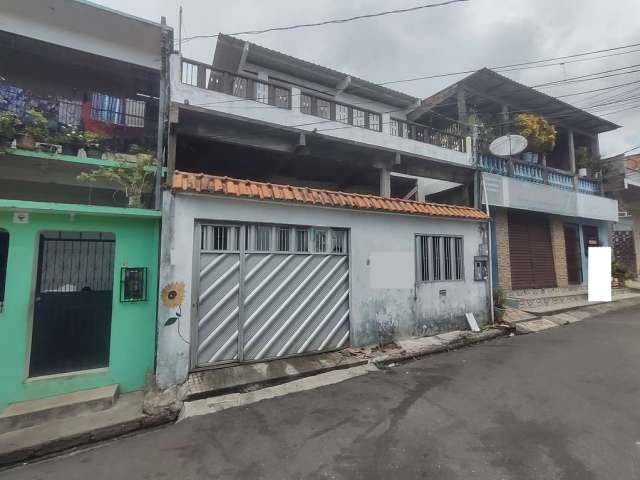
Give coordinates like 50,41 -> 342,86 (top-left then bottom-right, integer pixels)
154,17 -> 171,210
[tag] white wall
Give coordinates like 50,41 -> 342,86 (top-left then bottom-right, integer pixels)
156,191 -> 489,387
172,55 -> 471,167
0,0 -> 163,70
483,173 -> 619,222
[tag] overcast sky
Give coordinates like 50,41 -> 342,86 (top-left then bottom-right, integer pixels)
99,0 -> 639,156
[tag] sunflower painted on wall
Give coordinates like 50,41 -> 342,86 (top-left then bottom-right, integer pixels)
161,282 -> 186,331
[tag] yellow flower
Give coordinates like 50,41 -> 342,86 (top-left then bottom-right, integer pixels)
161,282 -> 185,308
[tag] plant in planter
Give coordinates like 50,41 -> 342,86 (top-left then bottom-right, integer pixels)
84,131 -> 109,158
16,109 -> 48,150
78,153 -> 155,208
57,127 -> 86,155
0,112 -> 19,147
514,113 -> 556,163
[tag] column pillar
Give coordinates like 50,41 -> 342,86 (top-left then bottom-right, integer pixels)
379,163 -> 391,198
568,129 -> 576,173
457,88 -> 468,132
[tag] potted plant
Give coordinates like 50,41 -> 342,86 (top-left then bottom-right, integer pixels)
78,153 -> 155,208
0,112 -> 19,147
57,127 -> 86,155
16,109 -> 48,150
575,146 -> 591,177
514,113 -> 556,164
84,131 -> 109,159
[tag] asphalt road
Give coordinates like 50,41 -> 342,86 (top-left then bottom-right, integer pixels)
3,306 -> 640,480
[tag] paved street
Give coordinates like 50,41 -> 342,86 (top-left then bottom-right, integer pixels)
3,306 -> 640,480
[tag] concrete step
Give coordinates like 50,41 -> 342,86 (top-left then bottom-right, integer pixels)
181,351 -> 368,402
506,288 -> 634,309
0,385 -> 119,434
520,292 -> 640,316
0,392 -> 170,467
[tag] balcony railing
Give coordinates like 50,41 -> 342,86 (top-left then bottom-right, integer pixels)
182,59 -> 291,109
390,118 -> 466,153
478,154 -> 601,195
181,58 -> 467,154
0,86 -> 157,156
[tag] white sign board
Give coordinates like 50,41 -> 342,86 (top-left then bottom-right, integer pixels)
588,247 -> 611,302
369,252 -> 413,289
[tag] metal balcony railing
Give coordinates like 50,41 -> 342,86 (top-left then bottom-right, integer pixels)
478,154 -> 602,196
181,57 -> 467,154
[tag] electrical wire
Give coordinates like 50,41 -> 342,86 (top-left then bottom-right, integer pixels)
181,0 -> 469,43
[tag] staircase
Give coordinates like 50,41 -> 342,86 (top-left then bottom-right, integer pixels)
506,286 -> 640,315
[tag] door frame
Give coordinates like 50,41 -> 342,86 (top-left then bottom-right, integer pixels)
563,223 -> 583,285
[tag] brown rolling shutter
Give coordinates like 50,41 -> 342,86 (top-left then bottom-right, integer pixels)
508,211 -> 557,290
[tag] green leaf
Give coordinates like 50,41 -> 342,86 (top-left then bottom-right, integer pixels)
164,317 -> 178,326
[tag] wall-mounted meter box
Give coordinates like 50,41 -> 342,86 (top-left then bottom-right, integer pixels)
474,255 -> 488,281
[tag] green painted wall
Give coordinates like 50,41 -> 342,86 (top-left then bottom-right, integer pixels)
0,210 -> 159,410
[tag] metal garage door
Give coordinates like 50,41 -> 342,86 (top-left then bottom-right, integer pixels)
508,211 -> 557,290
194,222 -> 350,367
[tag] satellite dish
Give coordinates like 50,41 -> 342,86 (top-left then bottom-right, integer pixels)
489,134 -> 528,157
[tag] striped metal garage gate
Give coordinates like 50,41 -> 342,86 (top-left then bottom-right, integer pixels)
193,222 -> 350,367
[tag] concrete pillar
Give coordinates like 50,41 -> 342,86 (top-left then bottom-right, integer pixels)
457,88 -> 468,131
591,135 -> 601,159
501,105 -> 509,134
568,129 -> 576,173
379,163 -> 391,198
549,216 -> 569,287
494,209 -> 512,292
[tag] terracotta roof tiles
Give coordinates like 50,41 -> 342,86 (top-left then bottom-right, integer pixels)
172,171 -> 488,221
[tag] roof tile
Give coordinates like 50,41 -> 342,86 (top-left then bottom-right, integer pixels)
172,172 -> 488,221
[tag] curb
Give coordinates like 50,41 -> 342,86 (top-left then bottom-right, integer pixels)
370,328 -> 508,367
512,296 -> 640,335
0,412 -> 176,469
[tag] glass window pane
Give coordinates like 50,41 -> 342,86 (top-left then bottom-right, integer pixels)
368,113 -> 381,132
274,87 -> 289,108
300,95 -> 312,115
317,99 -> 331,119
336,104 -> 349,124
353,109 -> 365,127
232,77 -> 248,97
390,119 -> 399,136
256,82 -> 269,104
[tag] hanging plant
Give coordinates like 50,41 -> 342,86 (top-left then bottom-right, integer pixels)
78,153 -> 155,208
514,113 -> 556,153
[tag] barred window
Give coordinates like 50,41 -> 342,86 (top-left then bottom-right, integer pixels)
276,227 -> 291,252
331,230 -> 347,253
255,226 -> 271,251
352,108 -> 365,127
314,230 -> 327,253
317,99 -> 331,119
417,235 -> 464,282
300,94 -> 312,115
336,104 -> 349,124
296,229 -> 309,252
368,113 -> 381,132
202,225 -> 229,251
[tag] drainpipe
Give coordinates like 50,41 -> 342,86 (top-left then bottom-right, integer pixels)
482,175 -> 495,326
155,20 -> 171,210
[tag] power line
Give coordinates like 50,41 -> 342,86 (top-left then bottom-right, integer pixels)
181,0 -> 469,43
534,64 -> 640,88
555,79 -> 640,98
622,145 -> 640,155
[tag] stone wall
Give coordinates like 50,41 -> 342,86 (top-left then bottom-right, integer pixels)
493,208 -> 512,292
549,216 -> 569,287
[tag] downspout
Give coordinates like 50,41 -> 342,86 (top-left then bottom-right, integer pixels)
482,174 -> 495,326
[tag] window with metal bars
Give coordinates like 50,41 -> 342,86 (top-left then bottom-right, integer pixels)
201,225 -> 229,251
314,230 -> 327,253
331,230 -> 347,253
296,229 -> 309,252
120,267 -> 147,302
276,227 -> 291,252
417,235 -> 464,282
255,225 -> 271,251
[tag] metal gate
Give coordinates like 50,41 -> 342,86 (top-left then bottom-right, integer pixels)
194,222 -> 350,367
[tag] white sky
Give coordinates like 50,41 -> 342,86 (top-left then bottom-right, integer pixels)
97,0 -> 639,156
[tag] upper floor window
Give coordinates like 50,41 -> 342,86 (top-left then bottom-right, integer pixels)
417,235 -> 464,282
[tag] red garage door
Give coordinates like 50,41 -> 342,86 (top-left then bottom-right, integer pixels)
508,211 -> 557,290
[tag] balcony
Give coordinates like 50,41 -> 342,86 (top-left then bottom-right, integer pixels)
175,56 -> 471,167
478,154 -> 602,196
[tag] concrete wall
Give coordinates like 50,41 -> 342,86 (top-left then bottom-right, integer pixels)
171,55 -> 471,167
550,217 -> 569,288
483,173 -> 619,222
156,192 -> 489,387
0,0 -> 164,70
493,209 -> 512,292
0,210 -> 159,410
